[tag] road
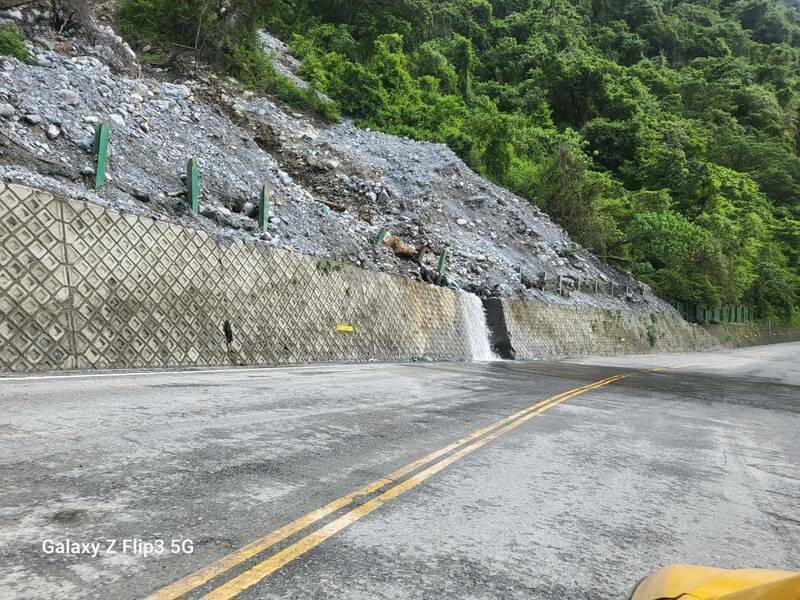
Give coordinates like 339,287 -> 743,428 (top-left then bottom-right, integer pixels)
0,343 -> 798,599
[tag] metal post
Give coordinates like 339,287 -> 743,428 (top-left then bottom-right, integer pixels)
93,123 -> 110,190
375,228 -> 389,248
187,157 -> 200,214
437,248 -> 449,275
259,183 -> 271,231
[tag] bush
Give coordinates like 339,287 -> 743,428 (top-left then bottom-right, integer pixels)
0,23 -> 34,64
116,0 -> 339,121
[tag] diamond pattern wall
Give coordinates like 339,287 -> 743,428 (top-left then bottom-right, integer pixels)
0,183 -> 74,372
0,182 -> 475,372
60,199 -> 230,369
0,182 -> 717,374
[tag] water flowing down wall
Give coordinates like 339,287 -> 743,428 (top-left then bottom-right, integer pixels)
458,292 -> 498,362
1,181 -> 716,373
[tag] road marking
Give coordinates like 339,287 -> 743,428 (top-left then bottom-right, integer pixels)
146,373 -> 627,600
0,364 -> 375,383
200,374 -> 629,600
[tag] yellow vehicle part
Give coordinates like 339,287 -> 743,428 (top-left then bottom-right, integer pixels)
631,564 -> 800,600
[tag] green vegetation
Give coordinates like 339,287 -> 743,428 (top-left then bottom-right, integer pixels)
115,0 -> 339,119
0,23 -> 34,64
116,0 -> 800,320
316,259 -> 344,274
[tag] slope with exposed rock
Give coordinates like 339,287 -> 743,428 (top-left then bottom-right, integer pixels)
0,2 -> 673,312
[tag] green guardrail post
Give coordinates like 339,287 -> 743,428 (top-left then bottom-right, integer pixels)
259,183 -> 271,231
437,248 -> 449,275
375,228 -> 389,248
187,157 -> 199,213
93,123 -> 110,190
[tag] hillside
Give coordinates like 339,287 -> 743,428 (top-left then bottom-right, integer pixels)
0,1 -> 671,312
98,0 -> 800,321
3,0 -> 800,319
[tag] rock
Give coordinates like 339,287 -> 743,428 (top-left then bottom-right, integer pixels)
6,9 -> 23,20
365,191 -> 377,202
456,218 -> 469,227
0,103 -> 14,119
378,190 -> 390,204
243,202 -> 258,218
109,114 -> 125,129
161,83 -> 191,99
278,171 -> 291,185
46,124 -> 60,140
80,165 -> 95,176
24,114 -> 42,125
59,89 -> 80,106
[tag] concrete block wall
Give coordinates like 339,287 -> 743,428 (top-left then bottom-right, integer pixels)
486,298 -> 718,360
1,181 -> 718,373
704,322 -> 800,349
0,182 -> 476,372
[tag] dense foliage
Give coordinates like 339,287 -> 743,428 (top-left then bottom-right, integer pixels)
117,0 -> 800,320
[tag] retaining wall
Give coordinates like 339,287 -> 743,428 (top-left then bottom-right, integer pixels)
0,182 -> 478,372
485,298 -> 718,360
704,322 -> 800,349
1,181 -> 717,373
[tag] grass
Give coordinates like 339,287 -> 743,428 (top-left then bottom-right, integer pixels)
316,259 -> 344,274
0,23 -> 35,64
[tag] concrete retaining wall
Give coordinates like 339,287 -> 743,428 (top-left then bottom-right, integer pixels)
1,181 -> 716,373
704,322 -> 800,349
486,298 -> 718,360
0,182 -> 477,372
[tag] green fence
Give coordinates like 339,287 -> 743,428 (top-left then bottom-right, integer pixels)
670,302 -> 756,324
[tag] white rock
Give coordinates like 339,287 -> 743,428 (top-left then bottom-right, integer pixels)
109,114 -> 125,128
161,83 -> 191,99
46,124 -> 60,139
0,103 -> 14,118
59,89 -> 80,106
456,218 -> 469,226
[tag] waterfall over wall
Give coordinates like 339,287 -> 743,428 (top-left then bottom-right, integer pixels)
459,293 -> 499,361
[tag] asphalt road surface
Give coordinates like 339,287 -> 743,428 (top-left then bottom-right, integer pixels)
1,343 -> 798,599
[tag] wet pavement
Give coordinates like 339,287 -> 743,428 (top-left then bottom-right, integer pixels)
1,344 -> 798,599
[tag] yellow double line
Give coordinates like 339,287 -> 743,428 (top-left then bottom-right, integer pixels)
147,372 -> 630,600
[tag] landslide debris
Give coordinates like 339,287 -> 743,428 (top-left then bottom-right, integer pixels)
0,3 -> 671,312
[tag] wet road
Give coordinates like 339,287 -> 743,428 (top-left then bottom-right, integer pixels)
1,343 -> 798,599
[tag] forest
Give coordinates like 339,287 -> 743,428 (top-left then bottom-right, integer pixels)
116,0 -> 800,321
